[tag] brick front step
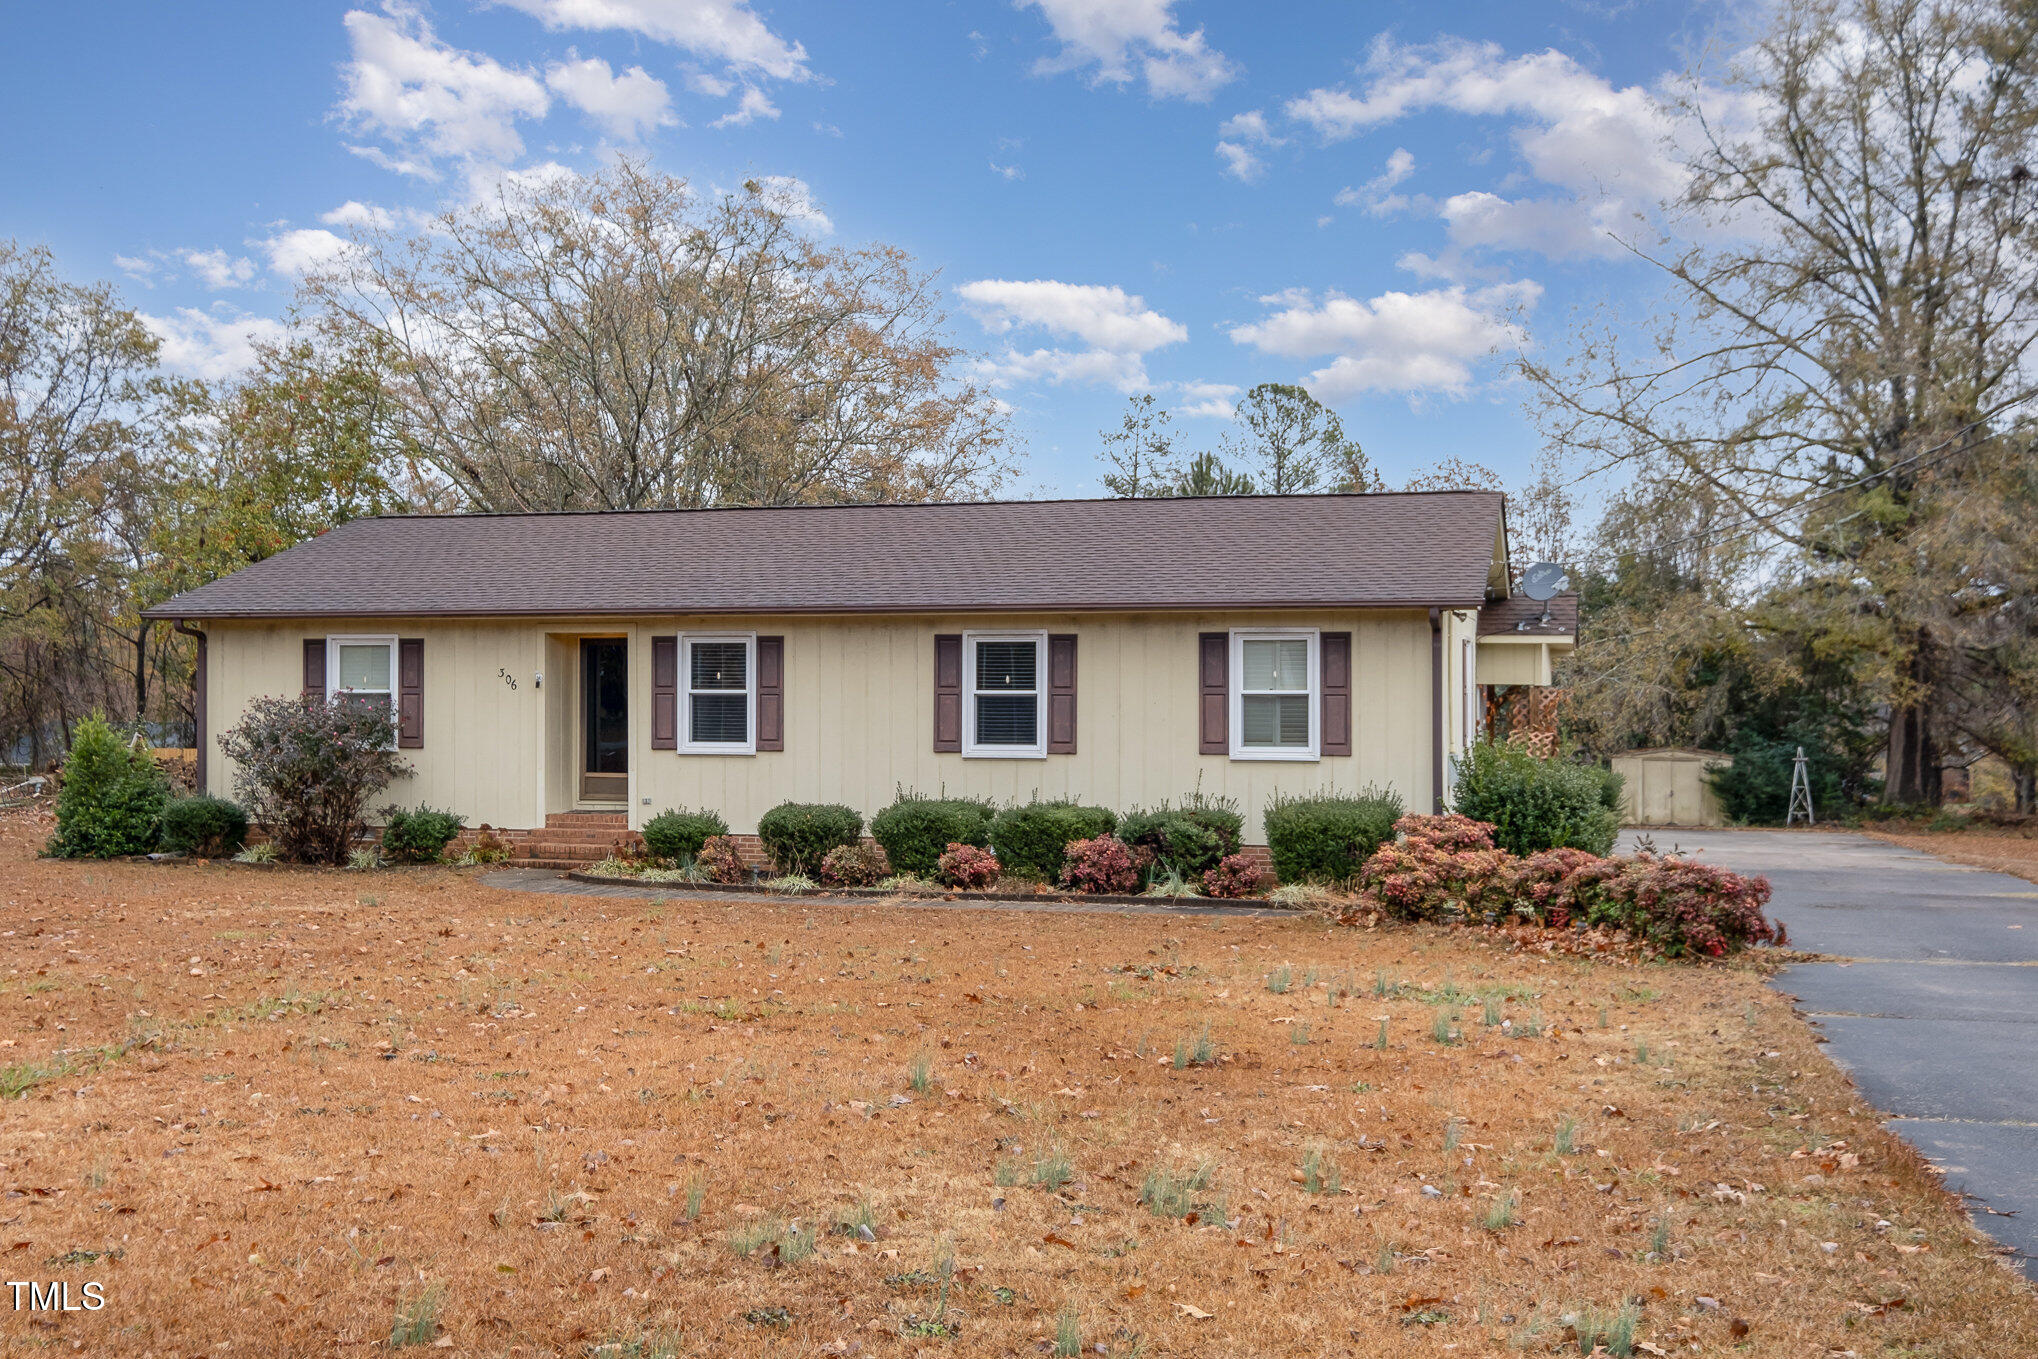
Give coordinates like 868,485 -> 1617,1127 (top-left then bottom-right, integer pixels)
546,811 -> 627,828
510,844 -> 612,863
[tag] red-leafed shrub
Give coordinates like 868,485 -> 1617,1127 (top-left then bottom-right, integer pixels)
1575,855 -> 1777,957
1060,834 -> 1141,894
1500,846 -> 1604,928
1392,812 -> 1497,853
937,842 -> 1001,890
696,835 -> 748,884
818,841 -> 890,887
1360,835 -> 1513,921
1202,853 -> 1268,899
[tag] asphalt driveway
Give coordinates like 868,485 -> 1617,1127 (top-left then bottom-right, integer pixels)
1620,828 -> 2038,1278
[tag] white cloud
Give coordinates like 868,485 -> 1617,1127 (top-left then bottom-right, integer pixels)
1285,36 -> 1682,259
1214,108 -> 1280,182
338,3 -> 551,178
1228,281 -> 1539,399
989,159 -> 1024,181
113,254 -> 158,286
711,85 -> 779,128
258,228 -> 360,277
141,308 -> 290,382
544,54 -> 675,140
753,175 -> 831,234
320,200 -> 399,231
180,249 -> 257,290
1334,146 -> 1415,216
1021,0 -> 1236,101
685,69 -> 733,97
492,0 -> 811,82
1172,379 -> 1239,418
958,278 -> 1186,392
1438,190 -> 1634,259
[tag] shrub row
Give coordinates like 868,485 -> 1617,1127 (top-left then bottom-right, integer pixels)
1355,813 -> 1775,957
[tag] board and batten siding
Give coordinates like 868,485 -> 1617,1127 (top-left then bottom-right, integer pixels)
199,609 -> 1443,843
203,618 -> 549,830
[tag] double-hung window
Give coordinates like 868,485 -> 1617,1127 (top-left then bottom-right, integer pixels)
964,631 -> 1045,758
327,636 -> 397,727
1230,629 -> 1319,760
681,634 -> 756,753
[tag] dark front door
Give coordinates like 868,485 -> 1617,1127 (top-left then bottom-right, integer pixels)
581,639 -> 628,801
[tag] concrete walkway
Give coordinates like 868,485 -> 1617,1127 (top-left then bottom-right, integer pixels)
1620,828 -> 2038,1278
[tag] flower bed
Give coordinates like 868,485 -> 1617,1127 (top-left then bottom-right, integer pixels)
1351,813 -> 1777,957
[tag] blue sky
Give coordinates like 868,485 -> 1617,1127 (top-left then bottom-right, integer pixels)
0,0 -> 1755,497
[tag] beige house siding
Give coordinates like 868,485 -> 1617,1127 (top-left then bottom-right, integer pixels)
201,609 -> 1448,843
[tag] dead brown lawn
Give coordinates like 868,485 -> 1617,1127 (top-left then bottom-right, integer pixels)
1866,826 -> 2038,886
2,810 -> 2034,1358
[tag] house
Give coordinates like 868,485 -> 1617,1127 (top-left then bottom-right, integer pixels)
143,492 -> 1576,865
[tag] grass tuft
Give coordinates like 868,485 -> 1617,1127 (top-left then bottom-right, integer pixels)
1053,1302 -> 1082,1358
1173,1024 -> 1216,1069
1480,1190 -> 1518,1231
388,1282 -> 443,1348
1264,964 -> 1292,994
1300,1147 -> 1341,1195
1140,1159 -> 1221,1220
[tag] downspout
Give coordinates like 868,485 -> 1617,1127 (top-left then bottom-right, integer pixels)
172,620 -> 207,791
1429,608 -> 1444,813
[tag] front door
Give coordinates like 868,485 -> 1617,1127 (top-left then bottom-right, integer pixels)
580,639 -> 628,802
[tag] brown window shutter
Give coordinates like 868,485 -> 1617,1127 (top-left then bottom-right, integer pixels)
397,638 -> 425,748
933,634 -> 963,752
1198,632 -> 1228,754
756,636 -> 784,752
303,638 -> 326,699
650,635 -> 677,750
1320,631 -> 1351,756
1047,634 -> 1077,754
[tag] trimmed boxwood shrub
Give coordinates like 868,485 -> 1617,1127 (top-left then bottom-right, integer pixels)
158,794 -> 249,858
380,805 -> 465,863
1449,743 -> 1620,857
870,791 -> 995,877
988,800 -> 1117,880
642,808 -> 731,863
1116,795 -> 1243,877
1262,785 -> 1404,883
47,714 -> 172,859
756,801 -> 864,875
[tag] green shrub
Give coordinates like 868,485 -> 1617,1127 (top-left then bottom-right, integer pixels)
379,805 -> 465,863
1707,732 -> 1848,825
869,790 -> 995,876
756,802 -> 863,875
1449,745 -> 1619,856
217,695 -> 409,865
988,800 -> 1116,880
642,807 -> 731,862
47,714 -> 171,859
1117,794 -> 1243,876
158,794 -> 248,857
1262,786 -> 1403,883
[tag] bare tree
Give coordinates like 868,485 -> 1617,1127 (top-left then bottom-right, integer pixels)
1223,383 -> 1359,493
301,161 -> 1013,512
1526,0 -> 2038,803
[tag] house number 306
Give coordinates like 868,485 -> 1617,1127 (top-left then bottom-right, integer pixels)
498,668 -> 519,691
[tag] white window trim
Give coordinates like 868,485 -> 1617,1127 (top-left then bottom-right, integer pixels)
1229,628 -> 1320,762
963,630 -> 1048,759
326,635 -> 399,739
678,632 -> 758,755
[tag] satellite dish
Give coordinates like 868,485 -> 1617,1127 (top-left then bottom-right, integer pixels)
1520,562 -> 1570,602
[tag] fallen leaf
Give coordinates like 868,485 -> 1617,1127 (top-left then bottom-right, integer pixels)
1175,1303 -> 1213,1320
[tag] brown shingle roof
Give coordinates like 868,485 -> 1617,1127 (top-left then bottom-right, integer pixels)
1478,592 -> 1578,637
145,492 -> 1507,620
